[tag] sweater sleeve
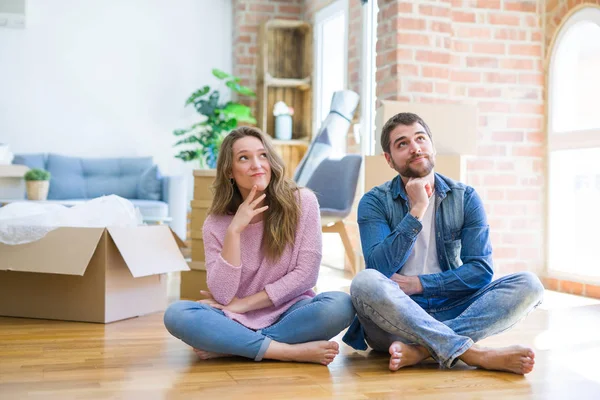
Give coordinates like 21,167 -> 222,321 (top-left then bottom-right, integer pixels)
264,189 -> 322,307
203,216 -> 243,305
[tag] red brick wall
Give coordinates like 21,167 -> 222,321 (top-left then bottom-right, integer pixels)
376,0 -> 545,276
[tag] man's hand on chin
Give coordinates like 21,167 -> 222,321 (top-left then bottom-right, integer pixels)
391,274 -> 424,295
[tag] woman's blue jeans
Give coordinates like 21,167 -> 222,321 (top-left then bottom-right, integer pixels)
164,291 -> 355,361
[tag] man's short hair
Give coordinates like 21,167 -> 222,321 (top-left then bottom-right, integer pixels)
380,112 -> 433,153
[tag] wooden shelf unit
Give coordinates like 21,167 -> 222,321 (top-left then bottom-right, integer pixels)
257,19 -> 313,142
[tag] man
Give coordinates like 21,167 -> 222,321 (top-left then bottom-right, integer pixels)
342,112 -> 544,375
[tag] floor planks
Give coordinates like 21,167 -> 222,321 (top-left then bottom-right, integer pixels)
1,279 -> 600,399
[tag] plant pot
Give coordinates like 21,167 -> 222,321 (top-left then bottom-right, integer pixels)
275,115 -> 293,140
26,180 -> 49,201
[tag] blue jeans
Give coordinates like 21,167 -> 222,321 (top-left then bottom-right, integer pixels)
351,269 -> 544,368
163,291 -> 355,361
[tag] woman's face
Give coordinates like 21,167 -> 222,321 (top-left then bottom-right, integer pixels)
230,136 -> 272,199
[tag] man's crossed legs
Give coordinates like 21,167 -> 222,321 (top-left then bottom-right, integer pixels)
351,269 -> 544,374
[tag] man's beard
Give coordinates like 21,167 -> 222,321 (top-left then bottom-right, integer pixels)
391,153 -> 435,178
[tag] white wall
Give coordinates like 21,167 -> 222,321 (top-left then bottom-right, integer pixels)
0,0 -> 232,181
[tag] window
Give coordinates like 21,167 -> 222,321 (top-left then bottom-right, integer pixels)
548,7 -> 600,279
314,0 -> 348,137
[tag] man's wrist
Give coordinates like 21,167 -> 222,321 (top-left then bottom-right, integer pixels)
410,206 -> 427,220
414,276 -> 424,294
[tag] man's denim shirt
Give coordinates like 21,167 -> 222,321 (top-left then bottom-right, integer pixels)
342,173 -> 494,350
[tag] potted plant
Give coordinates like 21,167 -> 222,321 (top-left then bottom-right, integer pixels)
24,168 -> 51,201
173,69 -> 257,169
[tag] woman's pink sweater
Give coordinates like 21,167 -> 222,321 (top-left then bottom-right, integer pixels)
202,189 -> 322,330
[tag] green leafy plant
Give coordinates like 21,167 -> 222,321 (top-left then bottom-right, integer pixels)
24,168 -> 51,181
173,69 -> 257,168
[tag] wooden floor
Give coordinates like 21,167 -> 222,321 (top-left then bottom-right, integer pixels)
2,275 -> 600,400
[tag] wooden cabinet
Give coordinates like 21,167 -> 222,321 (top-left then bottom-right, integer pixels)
257,19 -> 312,177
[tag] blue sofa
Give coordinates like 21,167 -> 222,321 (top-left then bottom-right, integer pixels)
12,153 -> 187,241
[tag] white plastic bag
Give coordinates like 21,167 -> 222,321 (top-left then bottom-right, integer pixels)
0,195 -> 143,245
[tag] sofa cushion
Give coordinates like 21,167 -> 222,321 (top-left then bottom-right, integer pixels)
46,154 -> 87,200
12,153 -> 46,171
82,157 -> 152,199
136,165 -> 162,201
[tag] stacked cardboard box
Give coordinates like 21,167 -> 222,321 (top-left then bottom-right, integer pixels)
179,169 -> 215,299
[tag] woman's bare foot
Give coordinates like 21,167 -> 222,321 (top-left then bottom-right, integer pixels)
265,340 -> 339,366
193,348 -> 231,360
388,341 -> 430,371
460,345 -> 535,375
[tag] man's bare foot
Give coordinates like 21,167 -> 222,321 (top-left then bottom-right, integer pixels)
388,341 -> 430,371
460,345 -> 535,375
193,348 -> 230,360
265,340 -> 339,366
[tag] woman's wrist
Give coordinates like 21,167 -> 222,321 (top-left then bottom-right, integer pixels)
226,226 -> 242,236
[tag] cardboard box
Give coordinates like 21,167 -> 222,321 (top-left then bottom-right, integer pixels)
0,225 -> 190,323
374,101 -> 478,155
180,261 -> 208,300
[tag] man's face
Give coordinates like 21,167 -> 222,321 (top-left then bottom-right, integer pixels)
384,122 -> 435,178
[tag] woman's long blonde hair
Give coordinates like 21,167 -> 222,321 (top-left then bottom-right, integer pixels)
208,126 -> 300,260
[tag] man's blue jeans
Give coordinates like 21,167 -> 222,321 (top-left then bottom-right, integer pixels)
351,269 -> 544,368
164,291 -> 355,361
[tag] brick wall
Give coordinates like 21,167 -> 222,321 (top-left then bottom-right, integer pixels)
376,0 -> 545,276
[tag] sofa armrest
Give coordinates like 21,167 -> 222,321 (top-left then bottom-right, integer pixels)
162,175 -> 187,242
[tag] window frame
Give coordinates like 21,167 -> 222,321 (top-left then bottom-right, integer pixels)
546,6 -> 600,282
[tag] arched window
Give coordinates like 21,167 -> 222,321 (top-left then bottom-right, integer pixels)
548,7 -> 600,279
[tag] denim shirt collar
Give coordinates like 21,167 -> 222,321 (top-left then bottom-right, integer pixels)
390,172 -> 452,201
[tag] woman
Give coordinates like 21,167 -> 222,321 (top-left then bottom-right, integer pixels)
164,126 -> 355,365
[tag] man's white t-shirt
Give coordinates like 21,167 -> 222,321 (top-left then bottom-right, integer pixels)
400,195 -> 442,276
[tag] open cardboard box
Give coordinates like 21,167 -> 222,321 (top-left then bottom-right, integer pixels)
0,225 -> 190,323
